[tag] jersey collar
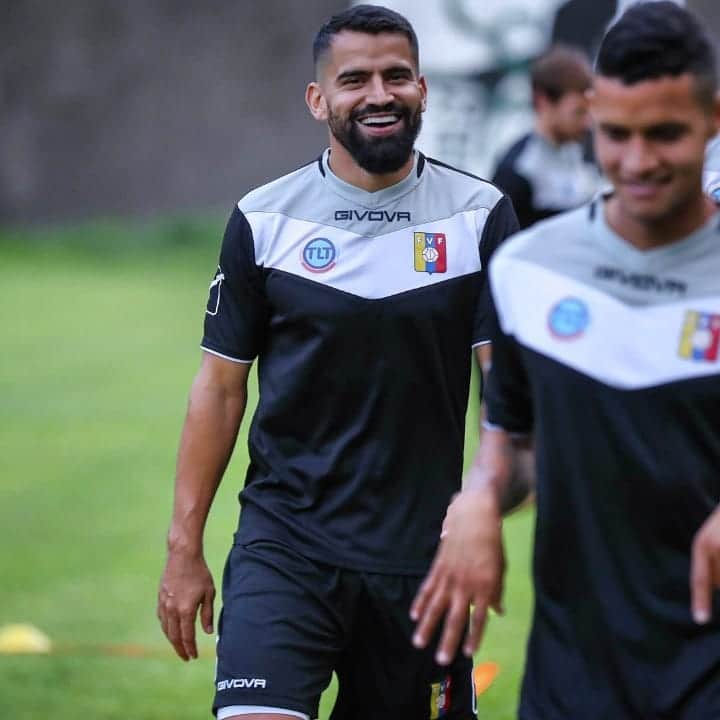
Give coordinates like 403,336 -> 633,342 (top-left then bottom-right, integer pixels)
318,148 -> 424,209
589,195 -> 720,271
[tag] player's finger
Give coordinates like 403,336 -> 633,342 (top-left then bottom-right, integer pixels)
410,570 -> 439,622
435,593 -> 471,665
165,610 -> 190,661
157,594 -> 167,628
201,588 -> 215,634
464,601 -> 489,657
690,541 -> 711,624
412,579 -> 450,649
179,607 -> 198,660
489,567 -> 505,616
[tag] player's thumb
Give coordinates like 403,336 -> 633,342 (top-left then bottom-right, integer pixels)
201,589 -> 215,634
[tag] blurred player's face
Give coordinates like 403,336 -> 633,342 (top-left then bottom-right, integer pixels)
591,73 -> 719,232
307,31 -> 427,175
546,90 -> 591,143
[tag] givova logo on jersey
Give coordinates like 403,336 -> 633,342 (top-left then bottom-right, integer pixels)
414,232 -> 447,274
678,310 -> 720,362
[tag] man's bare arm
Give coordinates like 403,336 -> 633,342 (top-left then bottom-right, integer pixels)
157,352 -> 250,661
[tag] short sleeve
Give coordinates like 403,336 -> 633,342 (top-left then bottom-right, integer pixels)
484,260 -> 533,434
473,195 -> 520,346
201,206 -> 268,362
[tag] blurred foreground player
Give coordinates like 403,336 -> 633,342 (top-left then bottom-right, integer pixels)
492,45 -> 601,230
157,5 -> 518,719
412,3 -> 720,718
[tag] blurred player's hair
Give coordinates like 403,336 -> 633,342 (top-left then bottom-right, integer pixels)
596,1 -> 717,107
531,45 -> 592,103
313,4 -> 419,72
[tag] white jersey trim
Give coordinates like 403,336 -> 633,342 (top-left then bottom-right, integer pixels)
246,211 -> 484,300
217,706 -> 309,720
491,257 -> 720,390
201,346 -> 254,364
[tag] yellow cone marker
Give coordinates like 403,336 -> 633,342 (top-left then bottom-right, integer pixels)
474,661 -> 500,696
0,624 -> 52,655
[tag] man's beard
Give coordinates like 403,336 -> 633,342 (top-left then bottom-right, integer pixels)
328,103 -> 423,174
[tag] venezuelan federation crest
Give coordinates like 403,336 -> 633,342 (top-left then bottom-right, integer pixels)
678,310 -> 720,362
430,676 -> 452,719
414,232 -> 447,274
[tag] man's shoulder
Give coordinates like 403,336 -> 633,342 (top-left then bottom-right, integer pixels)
493,203 -> 591,267
237,157 -> 322,216
422,156 -> 506,212
493,133 -> 533,170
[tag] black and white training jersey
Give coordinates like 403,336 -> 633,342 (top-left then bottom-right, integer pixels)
492,132 -> 601,230
202,150 -> 518,574
486,200 -> 720,719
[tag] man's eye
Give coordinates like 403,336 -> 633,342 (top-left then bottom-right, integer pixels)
648,126 -> 685,142
604,127 -> 628,141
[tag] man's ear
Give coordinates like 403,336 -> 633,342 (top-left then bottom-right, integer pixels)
418,75 -> 428,112
710,91 -> 720,138
306,82 -> 328,121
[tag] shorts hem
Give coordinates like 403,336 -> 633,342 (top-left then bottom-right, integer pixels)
213,692 -> 314,720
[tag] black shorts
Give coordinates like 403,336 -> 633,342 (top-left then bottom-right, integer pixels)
213,538 -> 477,720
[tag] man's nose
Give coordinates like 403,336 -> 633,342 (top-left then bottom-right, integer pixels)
365,75 -> 394,106
622,136 -> 660,176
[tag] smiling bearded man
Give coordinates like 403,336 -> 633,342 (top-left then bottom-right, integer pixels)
156,5 -> 519,720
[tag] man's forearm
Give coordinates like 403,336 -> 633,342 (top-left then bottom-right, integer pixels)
167,368 -> 247,555
465,427 -> 534,515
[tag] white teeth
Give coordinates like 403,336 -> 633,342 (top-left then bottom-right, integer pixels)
360,115 -> 399,125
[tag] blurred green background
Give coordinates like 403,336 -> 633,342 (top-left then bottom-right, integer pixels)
0,218 -> 533,719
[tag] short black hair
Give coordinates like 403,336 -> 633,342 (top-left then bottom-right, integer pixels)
596,1 -> 717,106
313,4 -> 419,71
532,45 -> 592,102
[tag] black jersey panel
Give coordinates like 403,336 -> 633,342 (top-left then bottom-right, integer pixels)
474,196 -> 520,345
202,207 -> 268,361
516,346 -> 720,719
235,270 -> 482,573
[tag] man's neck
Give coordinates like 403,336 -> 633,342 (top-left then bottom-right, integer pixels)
534,117 -> 561,147
326,140 -> 414,192
605,192 -> 716,251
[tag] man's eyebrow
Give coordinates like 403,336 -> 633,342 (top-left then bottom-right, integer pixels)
336,68 -> 368,81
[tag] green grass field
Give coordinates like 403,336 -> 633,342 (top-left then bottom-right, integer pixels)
0,217 -> 533,719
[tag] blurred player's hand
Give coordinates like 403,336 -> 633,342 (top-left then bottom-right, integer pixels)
691,504 -> 720,625
410,489 -> 505,665
157,551 -> 216,661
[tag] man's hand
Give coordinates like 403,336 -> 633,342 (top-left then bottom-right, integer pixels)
691,504 -> 720,625
157,550 -> 216,661
410,489 -> 505,665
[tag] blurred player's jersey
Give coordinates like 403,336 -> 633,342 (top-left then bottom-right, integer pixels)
202,151 -> 517,573
486,200 -> 720,718
703,135 -> 720,203
492,132 -> 602,229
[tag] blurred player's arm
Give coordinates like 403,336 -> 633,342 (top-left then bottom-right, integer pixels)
473,344 -> 535,513
691,502 -> 720,625
413,272 -> 533,664
412,424 -> 533,665
158,352 -> 250,661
